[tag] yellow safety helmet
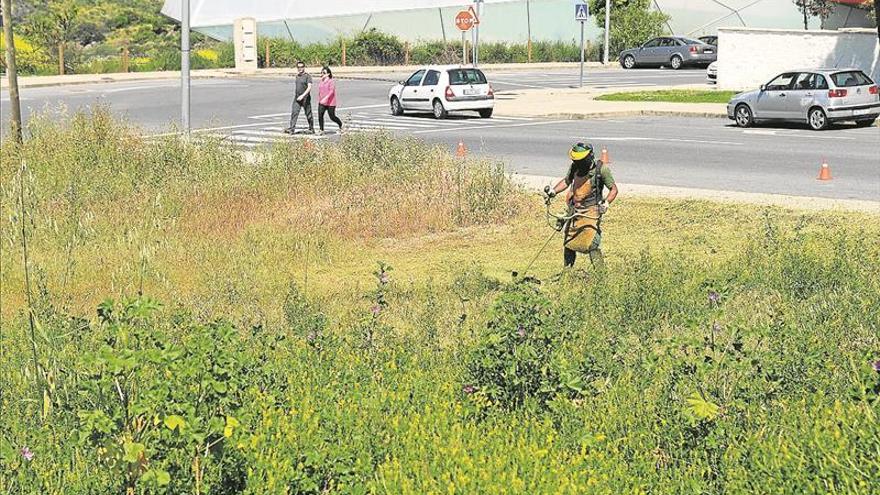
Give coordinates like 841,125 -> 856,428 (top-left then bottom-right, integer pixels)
569,142 -> 592,161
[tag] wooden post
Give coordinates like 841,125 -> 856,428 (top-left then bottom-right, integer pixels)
341,39 -> 346,66
264,39 -> 270,68
58,42 -> 65,75
121,41 -> 130,72
404,41 -> 410,65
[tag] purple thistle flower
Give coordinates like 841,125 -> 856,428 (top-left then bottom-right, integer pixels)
379,272 -> 390,285
708,291 -> 720,305
872,360 -> 880,373
370,305 -> 382,316
462,385 -> 476,395
21,447 -> 34,462
517,326 -> 526,338
306,331 -> 317,342
712,321 -> 722,333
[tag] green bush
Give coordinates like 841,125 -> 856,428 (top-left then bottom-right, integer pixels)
348,28 -> 404,66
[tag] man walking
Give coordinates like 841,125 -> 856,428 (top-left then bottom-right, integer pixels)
285,61 -> 314,134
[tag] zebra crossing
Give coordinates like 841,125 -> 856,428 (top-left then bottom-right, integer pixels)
189,110 -> 539,149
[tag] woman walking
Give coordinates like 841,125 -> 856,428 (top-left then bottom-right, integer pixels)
318,66 -> 343,134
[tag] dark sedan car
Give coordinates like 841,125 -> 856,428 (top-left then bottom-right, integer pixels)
699,35 -> 717,46
619,36 -> 717,70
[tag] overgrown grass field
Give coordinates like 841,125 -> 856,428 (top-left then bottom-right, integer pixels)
1,109 -> 879,494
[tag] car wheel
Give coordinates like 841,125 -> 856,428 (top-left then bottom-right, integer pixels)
478,108 -> 493,118
622,55 -> 635,69
433,99 -> 448,119
734,104 -> 753,128
390,96 -> 403,116
808,107 -> 828,131
670,55 -> 682,70
854,118 -> 876,128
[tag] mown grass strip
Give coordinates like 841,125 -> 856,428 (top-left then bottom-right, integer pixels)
595,89 -> 738,104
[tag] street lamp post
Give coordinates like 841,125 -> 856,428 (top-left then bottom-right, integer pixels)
603,0 -> 610,65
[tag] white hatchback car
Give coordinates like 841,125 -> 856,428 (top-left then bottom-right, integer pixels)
389,65 -> 495,119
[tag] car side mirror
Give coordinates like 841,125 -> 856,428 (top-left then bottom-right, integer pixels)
400,80 -> 406,86
759,84 -> 766,92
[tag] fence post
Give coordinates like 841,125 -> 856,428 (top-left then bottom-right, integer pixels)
58,42 -> 65,75
404,41 -> 410,66
264,39 -> 270,68
121,41 -> 130,72
341,39 -> 346,66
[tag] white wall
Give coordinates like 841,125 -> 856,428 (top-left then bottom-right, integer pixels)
717,27 -> 880,90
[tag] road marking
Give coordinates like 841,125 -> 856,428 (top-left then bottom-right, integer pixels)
490,80 -> 546,88
248,103 -> 387,120
581,136 -> 742,146
413,119 -> 565,135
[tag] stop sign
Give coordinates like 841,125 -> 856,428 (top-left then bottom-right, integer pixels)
455,10 -> 474,31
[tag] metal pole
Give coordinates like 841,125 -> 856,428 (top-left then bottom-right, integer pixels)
439,8 -> 447,44
603,0 -> 610,65
526,0 -> 532,63
579,21 -> 584,87
2,0 -> 23,143
474,0 -> 482,67
181,0 -> 191,135
471,26 -> 476,66
462,30 -> 466,65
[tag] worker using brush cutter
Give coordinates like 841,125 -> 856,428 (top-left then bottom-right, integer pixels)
544,142 -> 618,269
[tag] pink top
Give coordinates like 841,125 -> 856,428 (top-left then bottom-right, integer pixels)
318,78 -> 337,106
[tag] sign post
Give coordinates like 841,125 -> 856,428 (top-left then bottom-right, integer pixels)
575,1 -> 589,87
455,9 -> 476,65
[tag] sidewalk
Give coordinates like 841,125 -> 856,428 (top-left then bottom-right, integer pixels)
512,173 -> 880,214
1,62 -> 612,89
494,85 -> 728,120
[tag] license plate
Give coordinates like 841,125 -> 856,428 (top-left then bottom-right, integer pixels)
854,108 -> 871,115
705,50 -> 714,54
463,89 -> 477,96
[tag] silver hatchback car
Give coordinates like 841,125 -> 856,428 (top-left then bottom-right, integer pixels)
727,68 -> 880,130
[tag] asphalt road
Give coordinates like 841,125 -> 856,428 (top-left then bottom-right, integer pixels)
2,68 -> 878,201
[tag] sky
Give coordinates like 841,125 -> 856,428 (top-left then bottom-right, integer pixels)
184,0 -> 821,43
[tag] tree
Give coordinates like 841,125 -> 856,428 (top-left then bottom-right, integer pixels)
2,0 -> 24,143
20,0 -> 79,74
589,0 -> 670,58
862,0 -> 880,43
793,0 -> 834,29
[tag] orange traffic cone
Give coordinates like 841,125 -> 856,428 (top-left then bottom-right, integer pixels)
600,146 -> 610,164
816,160 -> 832,181
456,140 -> 467,158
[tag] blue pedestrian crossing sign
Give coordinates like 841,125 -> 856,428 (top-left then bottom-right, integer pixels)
574,3 -> 589,21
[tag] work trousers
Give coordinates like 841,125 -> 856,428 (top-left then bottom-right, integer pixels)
289,95 -> 314,131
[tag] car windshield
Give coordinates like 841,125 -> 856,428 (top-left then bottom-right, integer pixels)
830,71 -> 873,87
448,69 -> 487,85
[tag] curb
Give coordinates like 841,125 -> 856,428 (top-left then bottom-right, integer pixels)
542,110 -> 728,120
1,62 -> 618,90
